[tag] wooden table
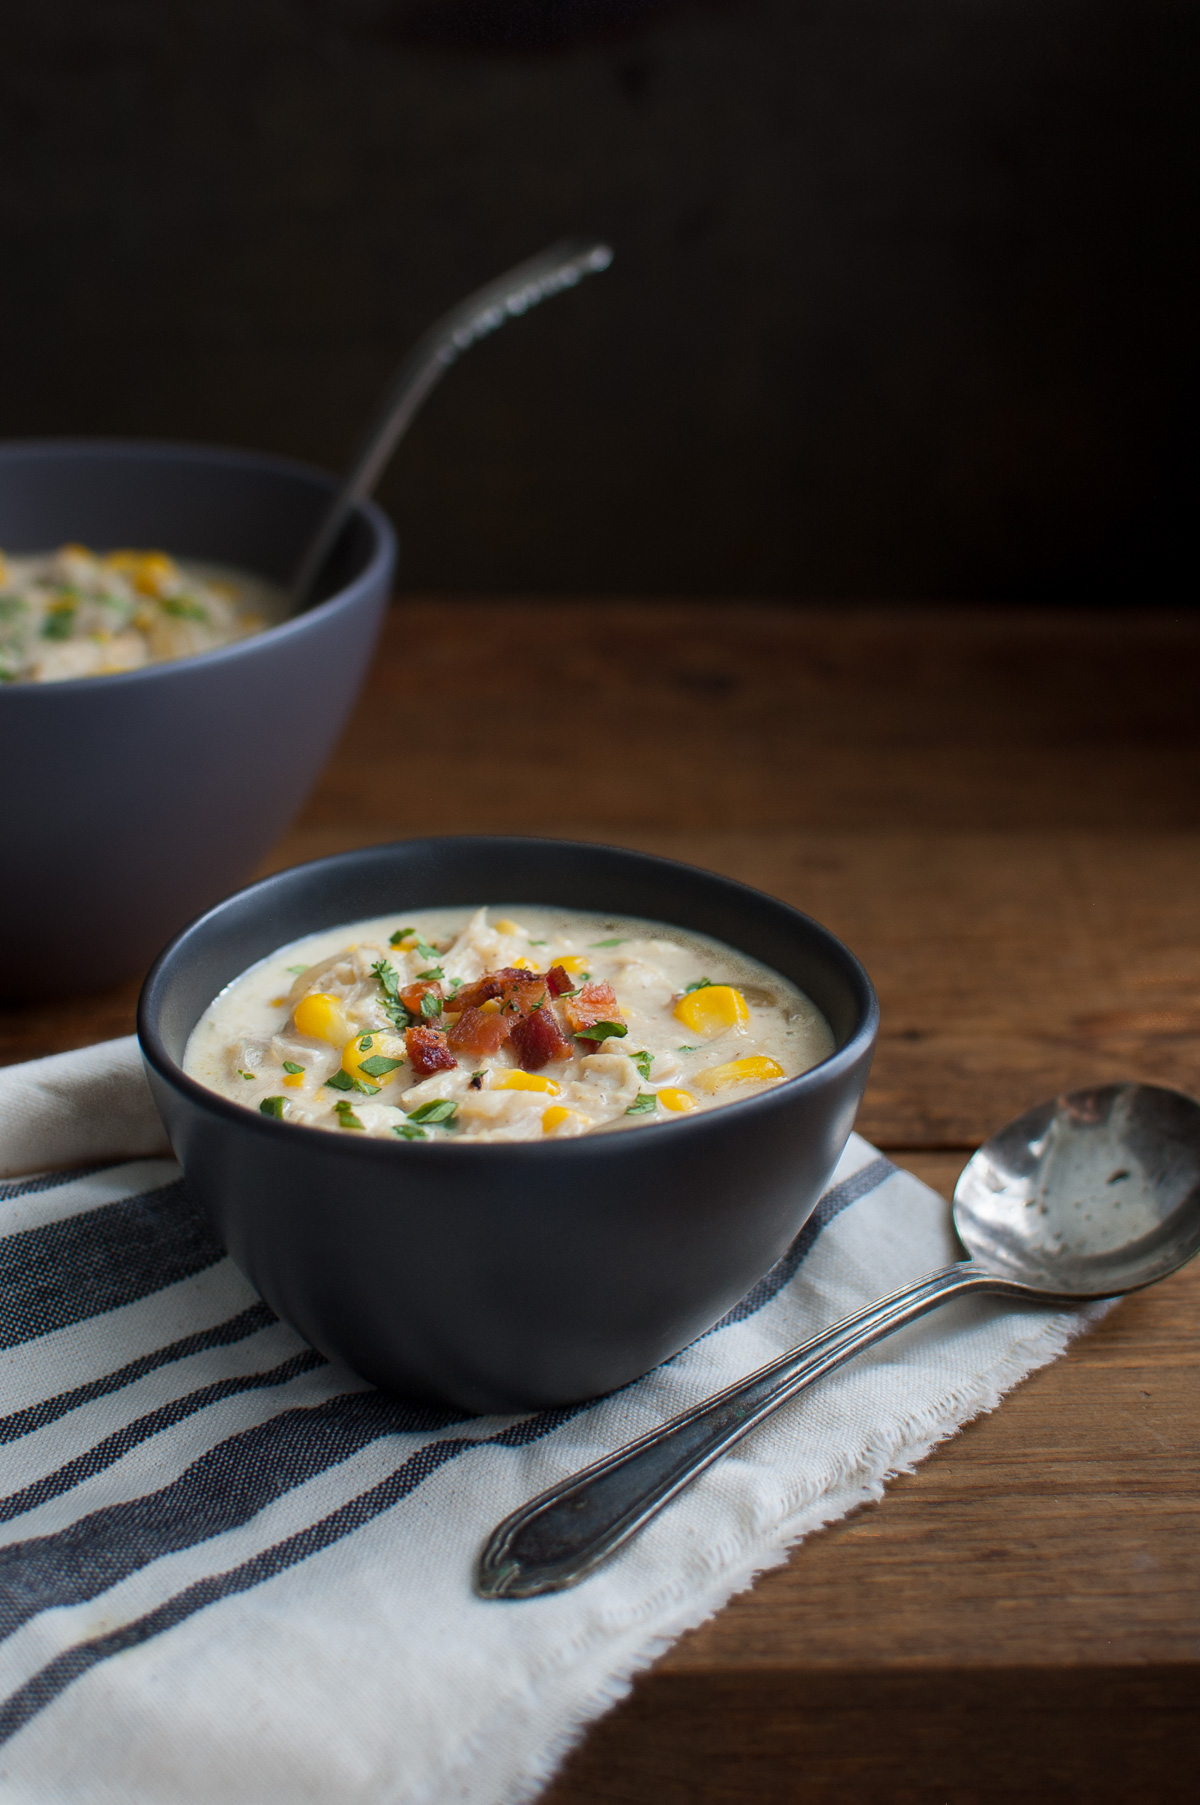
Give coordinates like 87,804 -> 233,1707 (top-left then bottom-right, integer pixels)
5,601 -> 1199,1801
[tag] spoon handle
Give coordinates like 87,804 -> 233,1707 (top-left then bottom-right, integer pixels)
477,1260 -> 1017,1599
290,237 -> 613,608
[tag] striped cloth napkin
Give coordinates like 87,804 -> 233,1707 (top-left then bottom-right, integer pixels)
0,1038 -> 1107,1805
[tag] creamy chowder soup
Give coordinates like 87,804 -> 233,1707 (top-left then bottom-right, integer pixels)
0,545 -> 284,683
184,906 -> 836,1143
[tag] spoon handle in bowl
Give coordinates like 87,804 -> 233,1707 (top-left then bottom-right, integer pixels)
290,237 -> 613,608
476,1260 -> 1018,1599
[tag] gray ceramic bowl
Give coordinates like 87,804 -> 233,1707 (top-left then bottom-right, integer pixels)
0,440 -> 395,999
139,836 -> 879,1412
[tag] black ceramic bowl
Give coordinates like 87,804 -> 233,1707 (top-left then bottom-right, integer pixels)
139,836 -> 878,1412
0,440 -> 395,999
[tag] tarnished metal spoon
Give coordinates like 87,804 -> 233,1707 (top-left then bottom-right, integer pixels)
290,236 -> 613,609
478,1081 -> 1200,1599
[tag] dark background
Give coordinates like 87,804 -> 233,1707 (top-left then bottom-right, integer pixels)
1,0 -> 1195,600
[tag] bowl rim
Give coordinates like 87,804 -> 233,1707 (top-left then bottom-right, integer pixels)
138,835 -> 879,1163
0,435 -> 396,697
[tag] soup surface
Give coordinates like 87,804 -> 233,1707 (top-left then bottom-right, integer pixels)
184,905 -> 835,1143
0,545 -> 284,683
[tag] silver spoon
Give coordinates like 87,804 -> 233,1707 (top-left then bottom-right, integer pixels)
477,1080 -> 1200,1599
290,236 -> 613,610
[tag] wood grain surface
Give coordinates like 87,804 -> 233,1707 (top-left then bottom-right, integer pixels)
4,600 -> 1199,1800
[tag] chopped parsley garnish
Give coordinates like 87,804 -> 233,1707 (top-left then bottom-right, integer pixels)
576,1020 -> 628,1042
41,602 -> 77,640
625,1092 -> 658,1115
580,972 -> 592,983
528,939 -> 547,946
631,1050 -> 654,1080
372,957 -> 412,1028
469,1071 -> 483,1089
161,595 -> 209,622
393,1124 -> 427,1140
419,992 -> 443,1020
333,1099 -> 364,1129
683,978 -> 713,993
389,927 -> 415,946
407,1099 -> 458,1126
590,938 -> 625,948
449,977 -> 463,993
259,1095 -> 286,1118
677,1044 -> 700,1054
236,1068 -> 256,1082
324,1069 -> 356,1092
357,1034 -> 374,1051
281,1061 -> 305,1075
417,965 -> 444,981
286,965 -> 307,975
359,1054 -> 402,1078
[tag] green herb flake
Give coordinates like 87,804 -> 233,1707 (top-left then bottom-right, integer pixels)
393,1123 -> 427,1141
576,1020 -> 628,1042
161,595 -> 209,622
677,1044 -> 700,1054
324,1069 -> 356,1092
358,1055 -> 402,1078
259,1095 -> 286,1119
357,1035 -> 374,1051
528,939 -> 547,946
449,977 -> 463,993
389,928 -> 415,947
41,603 -> 77,640
286,965 -> 308,975
417,966 -> 444,981
419,992 -> 443,1020
281,1061 -> 305,1075
236,1068 -> 256,1082
590,938 -> 626,948
683,978 -> 713,994
631,1050 -> 654,1080
351,1077 -> 381,1096
334,1099 -> 364,1130
407,1099 -> 458,1126
414,937 -> 440,962
625,1092 -> 658,1116
372,958 -> 400,1001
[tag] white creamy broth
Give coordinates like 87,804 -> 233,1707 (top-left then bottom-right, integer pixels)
184,905 -> 836,1144
0,545 -> 285,684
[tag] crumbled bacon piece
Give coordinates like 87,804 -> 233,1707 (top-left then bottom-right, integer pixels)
450,967 -> 526,1013
447,1006 -> 513,1059
400,979 -> 444,1017
405,1025 -> 456,1077
543,964 -> 573,997
509,1003 -> 575,1070
561,981 -> 622,1035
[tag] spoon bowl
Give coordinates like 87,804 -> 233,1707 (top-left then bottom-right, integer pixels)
478,1081 -> 1200,1597
955,1081 -> 1200,1295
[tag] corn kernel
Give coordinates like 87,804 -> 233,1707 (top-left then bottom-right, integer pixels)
555,955 -> 588,974
658,1087 -> 698,1113
694,1055 -> 785,1094
510,957 -> 538,972
542,1105 -> 575,1133
341,1031 -> 404,1087
61,542 -> 91,560
294,992 -> 352,1046
673,984 -> 751,1038
493,1071 -> 561,1094
282,1073 -> 305,1088
479,998 -> 502,1015
493,918 -> 522,935
269,996 -> 287,1008
132,552 -> 177,597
